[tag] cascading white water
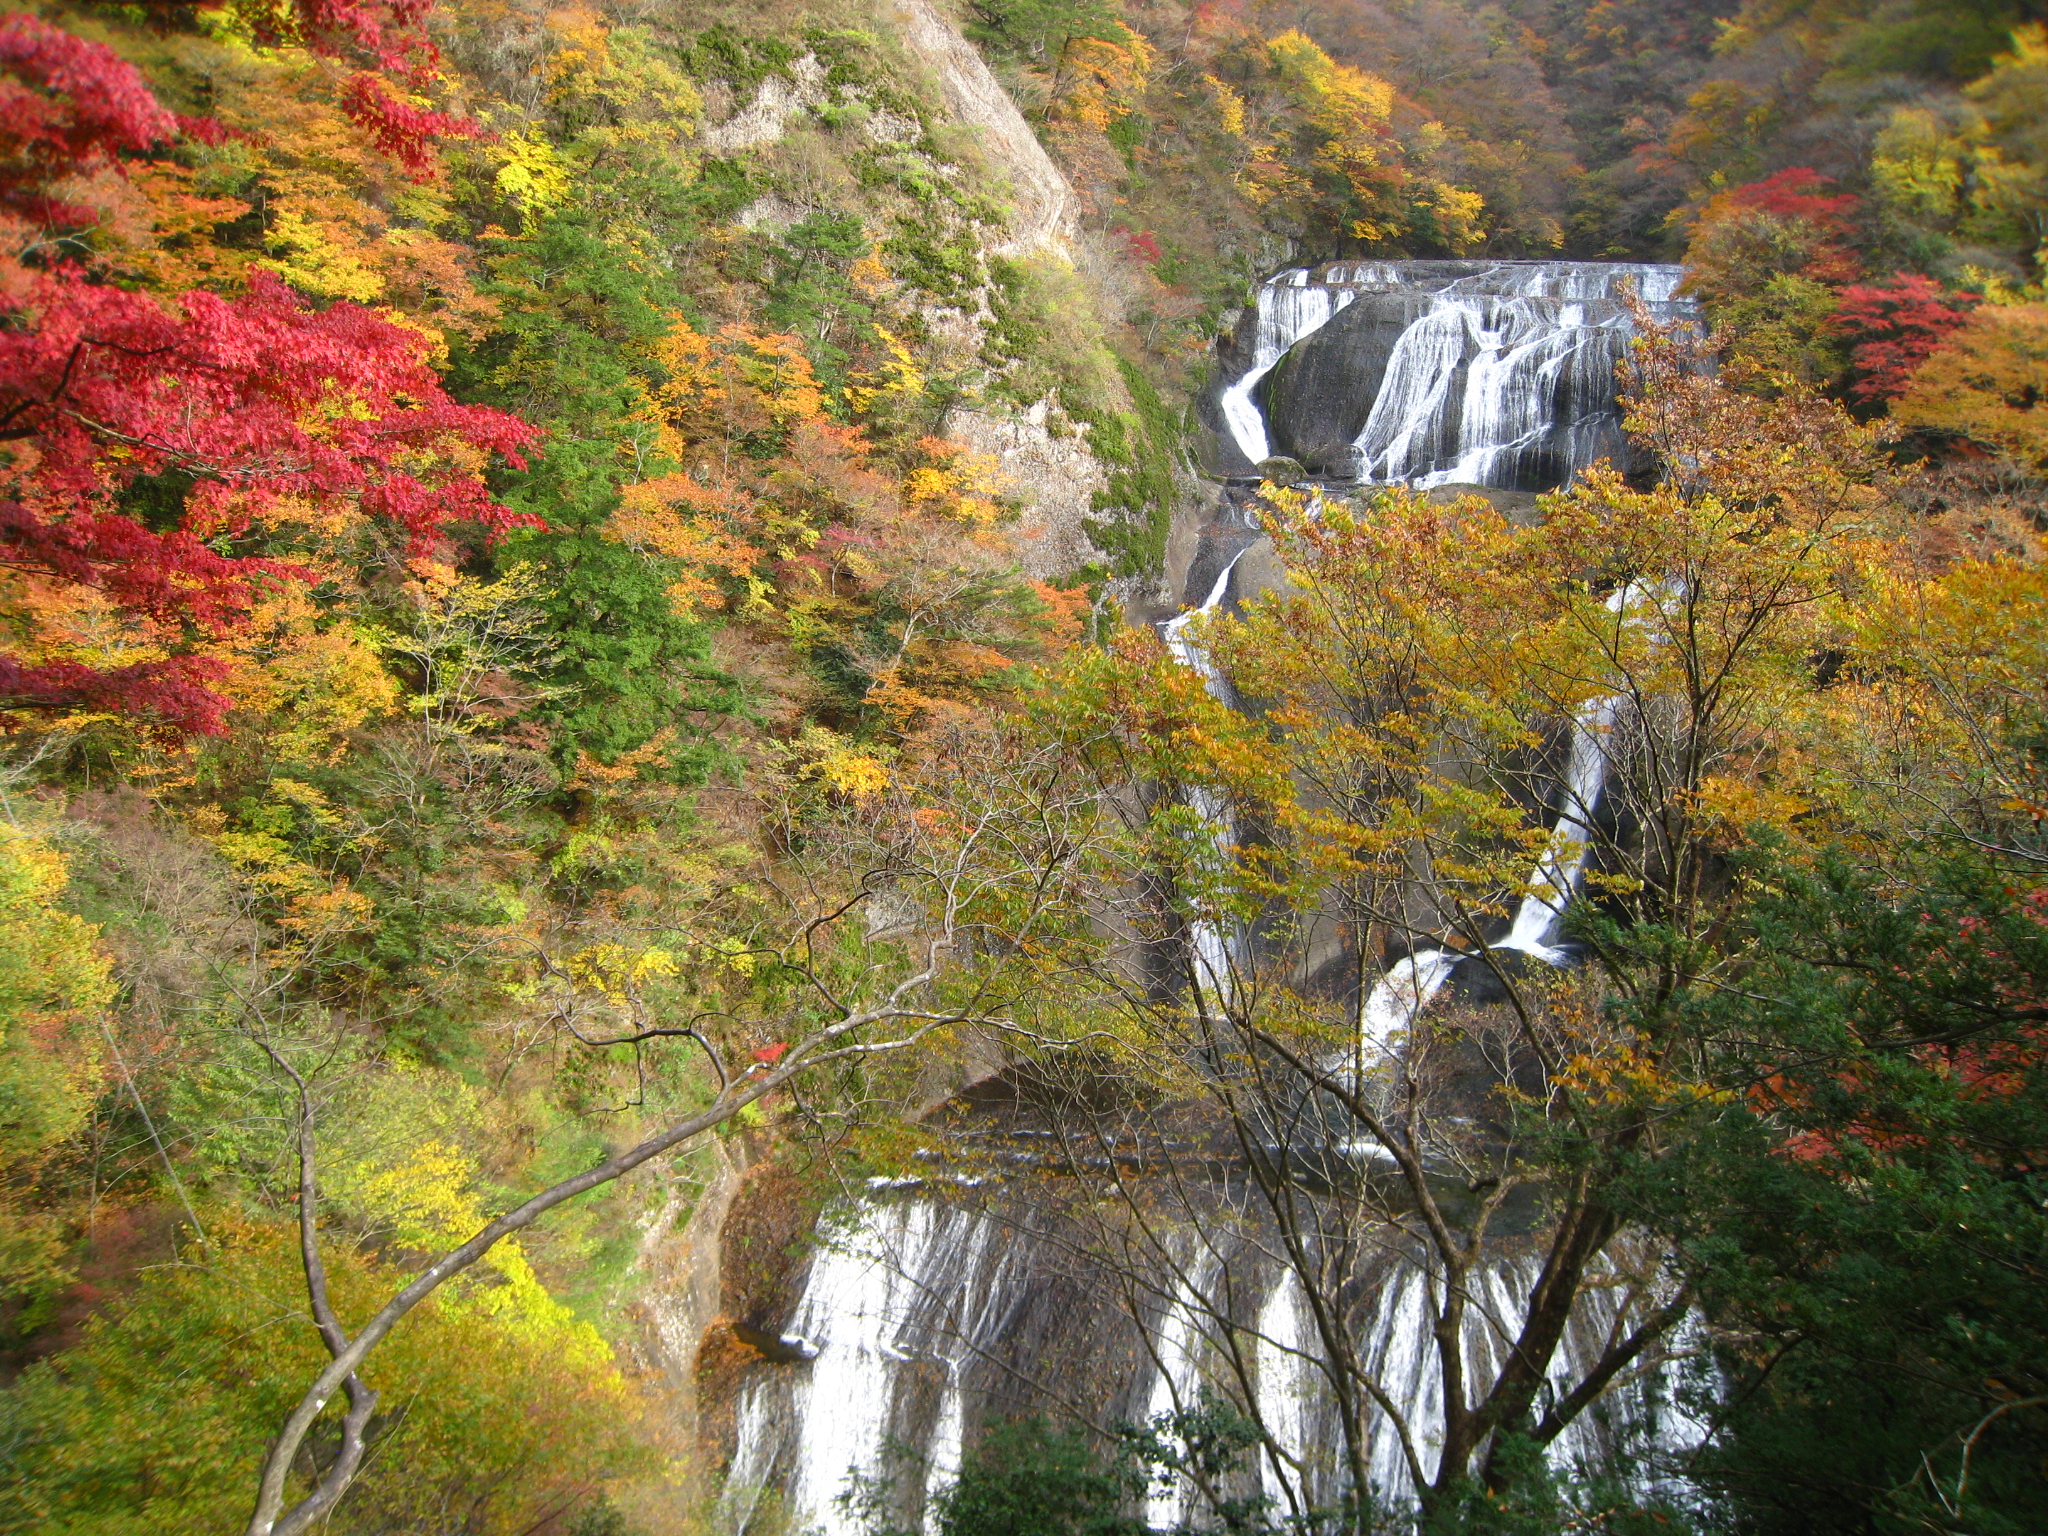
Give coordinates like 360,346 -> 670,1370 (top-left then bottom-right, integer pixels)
1218,274 -> 1355,467
1254,1271 -> 1316,1509
1358,582 -> 1644,1057
1144,1254 -> 1224,1529
1160,552 -> 1249,1002
723,1204 -> 1703,1535
720,267 -> 1709,1536
1219,261 -> 1686,487
720,1200 -> 1015,1536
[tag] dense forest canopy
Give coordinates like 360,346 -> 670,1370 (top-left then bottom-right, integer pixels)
0,0 -> 2042,1532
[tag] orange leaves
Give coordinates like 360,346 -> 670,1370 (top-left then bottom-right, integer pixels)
902,436 -> 1009,525
617,316 -> 1061,734
1051,23 -> 1155,135
1245,30 -> 1421,245
1556,1035 -> 1724,1111
608,477 -> 764,616
1893,302 -> 2048,471
643,319 -> 828,461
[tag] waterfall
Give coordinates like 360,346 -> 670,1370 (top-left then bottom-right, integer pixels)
718,267 -> 1708,1534
719,1203 -> 1705,1535
1358,694 -> 1617,1061
1144,1254 -> 1224,1529
720,1199 -> 1016,1536
1219,273 -> 1356,467
1358,580 -> 1648,1056
1254,1271 -> 1316,1509
1160,551 -> 1250,1001
1217,261 -> 1686,487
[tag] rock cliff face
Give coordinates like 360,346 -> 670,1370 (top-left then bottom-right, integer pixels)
690,0 -> 1130,582
1255,293 -> 1435,472
888,0 -> 1077,259
941,403 -> 1109,582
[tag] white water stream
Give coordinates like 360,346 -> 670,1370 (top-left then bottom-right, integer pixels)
1360,582 -> 1646,1061
720,1201 -> 1015,1536
1159,551 -> 1250,1003
1218,270 -> 1356,467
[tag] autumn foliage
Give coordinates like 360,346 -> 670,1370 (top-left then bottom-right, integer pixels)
1832,272 -> 1979,401
0,14 -> 532,735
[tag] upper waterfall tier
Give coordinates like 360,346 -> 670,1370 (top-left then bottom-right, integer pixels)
1212,260 -> 1690,491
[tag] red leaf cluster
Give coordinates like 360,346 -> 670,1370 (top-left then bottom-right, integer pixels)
1112,224 -> 1163,265
342,73 -> 479,178
256,0 -> 476,175
240,0 -> 438,73
1724,167 -> 1861,239
0,20 -> 541,737
0,267 -> 538,543
0,15 -> 176,226
1832,271 -> 1980,401
0,653 -> 231,736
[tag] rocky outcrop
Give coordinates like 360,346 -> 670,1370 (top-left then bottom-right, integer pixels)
631,1138 -> 748,1418
1258,291 -> 1439,474
888,0 -> 1078,257
942,400 -> 1106,581
701,55 -> 830,153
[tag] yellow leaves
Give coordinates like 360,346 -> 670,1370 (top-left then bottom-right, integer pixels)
94,160 -> 253,291
1266,30 -> 1394,124
538,6 -> 700,154
568,728 -> 679,789
205,777 -> 377,944
850,245 -> 893,297
0,821 -> 111,1316
1052,23 -> 1155,134
900,436 -> 1008,525
797,724 -> 892,801
1416,179 -> 1487,252
1894,304 -> 2048,470
712,935 -> 758,977
643,319 -> 828,455
0,823 -> 108,1294
565,942 -> 679,1001
1687,776 -> 1812,850
259,205 -> 386,302
0,827 -> 112,1170
1872,106 -> 1968,224
213,587 -> 399,762
608,477 -> 765,615
1838,556 -> 2048,841
1857,557 -> 2048,675
347,1136 -> 481,1251
1556,1041 -> 1729,1110
337,1129 -> 613,1367
1204,73 -> 1247,139
491,129 -> 573,229
843,323 -> 924,413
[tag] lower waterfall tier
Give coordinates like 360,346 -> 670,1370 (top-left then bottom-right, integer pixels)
716,1194 -> 1708,1535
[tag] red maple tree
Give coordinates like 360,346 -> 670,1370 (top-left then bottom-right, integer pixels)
0,15 -> 536,736
1832,271 -> 1980,402
1722,167 -> 1862,237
